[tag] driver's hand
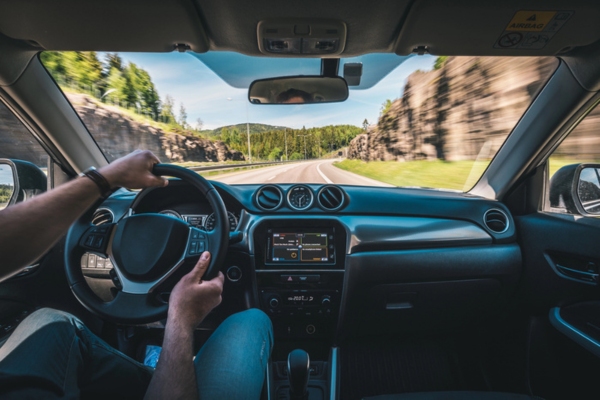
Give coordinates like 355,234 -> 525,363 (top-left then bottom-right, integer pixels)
99,150 -> 168,190
168,252 -> 224,330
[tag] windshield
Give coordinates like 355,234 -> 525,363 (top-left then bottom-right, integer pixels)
41,52 -> 557,191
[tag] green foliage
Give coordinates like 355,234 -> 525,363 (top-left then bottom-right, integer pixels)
41,51 -> 187,130
208,123 -> 289,137
0,184 -> 13,204
222,124 -> 363,161
380,99 -> 393,115
267,147 -> 283,161
433,56 -> 449,70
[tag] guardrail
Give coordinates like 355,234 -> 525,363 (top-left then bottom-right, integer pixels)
188,159 -> 309,174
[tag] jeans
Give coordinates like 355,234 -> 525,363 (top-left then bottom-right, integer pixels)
0,308 -> 273,399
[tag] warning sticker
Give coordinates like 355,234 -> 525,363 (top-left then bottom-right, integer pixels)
494,10 -> 574,50
505,11 -> 556,32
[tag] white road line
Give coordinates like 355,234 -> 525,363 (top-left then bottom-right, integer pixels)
267,175 -> 276,181
317,162 -> 334,184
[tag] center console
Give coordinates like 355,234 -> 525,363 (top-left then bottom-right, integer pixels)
253,219 -> 346,340
253,218 -> 345,400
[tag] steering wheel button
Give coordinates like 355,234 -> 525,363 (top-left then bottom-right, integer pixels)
192,230 -> 199,239
84,235 -> 94,247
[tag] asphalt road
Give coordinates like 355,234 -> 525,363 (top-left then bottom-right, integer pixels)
209,159 -> 393,187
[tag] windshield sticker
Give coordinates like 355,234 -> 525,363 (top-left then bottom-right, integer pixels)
494,10 -> 573,50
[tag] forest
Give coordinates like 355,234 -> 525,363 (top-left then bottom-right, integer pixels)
41,51 -> 186,130
218,124 -> 363,160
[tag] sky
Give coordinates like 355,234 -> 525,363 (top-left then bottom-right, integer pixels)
114,52 -> 435,130
0,165 -> 14,186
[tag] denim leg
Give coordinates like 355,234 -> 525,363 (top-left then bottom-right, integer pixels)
194,308 -> 273,400
0,308 -> 152,400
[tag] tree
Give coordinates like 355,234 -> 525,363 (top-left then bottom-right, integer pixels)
179,103 -> 188,129
380,99 -> 393,115
105,53 -> 124,72
196,118 -> 204,131
362,119 -> 369,130
160,95 -> 176,124
267,147 -> 283,161
105,67 -> 128,104
433,56 -> 449,70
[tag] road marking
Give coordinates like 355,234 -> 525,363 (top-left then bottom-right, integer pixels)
267,175 -> 276,181
317,163 -> 333,184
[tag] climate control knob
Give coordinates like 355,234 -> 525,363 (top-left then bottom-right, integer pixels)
321,295 -> 331,306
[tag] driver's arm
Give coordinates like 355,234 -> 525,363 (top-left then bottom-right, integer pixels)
0,150 -> 167,281
145,251 -> 224,400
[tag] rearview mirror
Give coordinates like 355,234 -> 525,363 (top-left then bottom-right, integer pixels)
248,76 -> 349,104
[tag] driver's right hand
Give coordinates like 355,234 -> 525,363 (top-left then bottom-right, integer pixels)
167,251 -> 224,330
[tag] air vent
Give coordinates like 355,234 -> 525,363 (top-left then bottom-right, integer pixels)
483,209 -> 509,234
256,185 -> 283,211
317,185 -> 346,211
92,208 -> 114,226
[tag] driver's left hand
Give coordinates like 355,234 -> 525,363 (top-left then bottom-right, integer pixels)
99,150 -> 168,190
167,251 -> 224,330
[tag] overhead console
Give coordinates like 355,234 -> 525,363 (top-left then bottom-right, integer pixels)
253,218 -> 347,340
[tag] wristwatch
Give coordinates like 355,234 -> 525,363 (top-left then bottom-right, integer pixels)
79,166 -> 113,198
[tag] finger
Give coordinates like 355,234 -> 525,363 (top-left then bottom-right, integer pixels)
147,174 -> 168,187
189,251 -> 211,281
206,271 -> 225,288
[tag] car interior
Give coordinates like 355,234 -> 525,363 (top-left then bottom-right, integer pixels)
1,0 -> 600,399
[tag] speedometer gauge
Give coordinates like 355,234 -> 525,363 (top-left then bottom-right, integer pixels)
287,185 -> 314,210
158,209 -> 182,220
204,212 -> 238,232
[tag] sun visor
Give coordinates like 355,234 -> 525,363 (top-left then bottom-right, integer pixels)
0,0 -> 209,52
395,0 -> 600,56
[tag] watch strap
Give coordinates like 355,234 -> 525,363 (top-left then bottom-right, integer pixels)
80,167 -> 113,198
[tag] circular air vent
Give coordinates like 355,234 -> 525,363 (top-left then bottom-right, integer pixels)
317,185 -> 346,211
483,209 -> 509,234
92,208 -> 114,226
255,185 -> 283,211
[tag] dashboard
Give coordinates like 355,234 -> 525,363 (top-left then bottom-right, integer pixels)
83,178 -> 522,338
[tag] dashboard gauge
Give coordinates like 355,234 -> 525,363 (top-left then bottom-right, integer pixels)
158,209 -> 182,220
287,185 -> 314,211
204,211 -> 238,232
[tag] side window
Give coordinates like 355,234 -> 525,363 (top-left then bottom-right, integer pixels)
0,100 -> 50,209
0,100 -> 49,168
546,104 -> 600,214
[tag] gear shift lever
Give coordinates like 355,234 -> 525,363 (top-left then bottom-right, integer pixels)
288,349 -> 310,399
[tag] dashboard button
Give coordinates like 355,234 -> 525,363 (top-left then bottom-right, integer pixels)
226,266 -> 242,282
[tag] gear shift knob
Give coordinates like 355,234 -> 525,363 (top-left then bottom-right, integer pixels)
288,349 -> 310,399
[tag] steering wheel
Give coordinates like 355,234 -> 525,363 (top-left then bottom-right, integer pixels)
65,164 -> 229,324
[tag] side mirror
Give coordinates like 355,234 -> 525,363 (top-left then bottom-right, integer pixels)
248,76 -> 349,104
576,165 -> 600,214
0,159 -> 47,209
0,162 -> 16,210
549,163 -> 600,215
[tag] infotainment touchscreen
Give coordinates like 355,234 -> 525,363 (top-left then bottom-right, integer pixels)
266,229 -> 334,264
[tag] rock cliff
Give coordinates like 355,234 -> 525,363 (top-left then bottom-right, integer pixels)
67,94 -> 244,163
349,57 -> 558,162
